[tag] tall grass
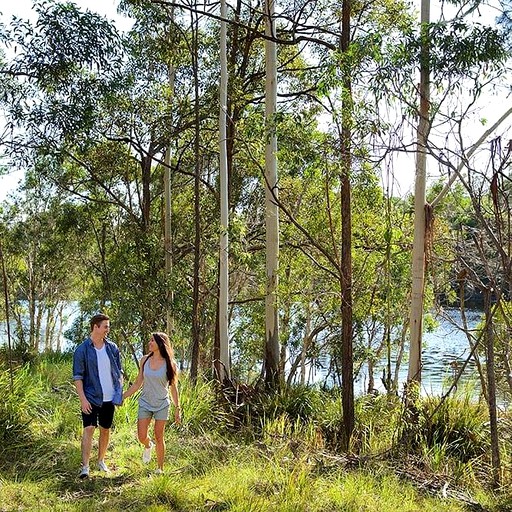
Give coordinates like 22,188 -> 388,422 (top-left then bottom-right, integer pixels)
0,363 -> 47,445
0,355 -> 509,511
416,390 -> 489,462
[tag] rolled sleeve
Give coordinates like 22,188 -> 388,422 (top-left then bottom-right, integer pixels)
72,345 -> 85,381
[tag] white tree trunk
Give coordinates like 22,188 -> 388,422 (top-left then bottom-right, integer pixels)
218,0 -> 231,381
264,0 -> 280,385
407,0 -> 430,386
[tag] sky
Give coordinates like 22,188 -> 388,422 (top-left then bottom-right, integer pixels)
0,0 -> 510,201
0,0 -> 131,201
1,0 -> 124,21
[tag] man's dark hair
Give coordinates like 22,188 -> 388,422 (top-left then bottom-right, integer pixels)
90,313 -> 110,331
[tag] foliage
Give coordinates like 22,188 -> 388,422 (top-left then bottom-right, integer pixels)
0,362 -> 47,444
0,182 -> 86,353
415,393 -> 489,463
0,0 -> 510,440
0,356 -> 508,510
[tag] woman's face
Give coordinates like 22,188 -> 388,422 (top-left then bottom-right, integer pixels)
148,336 -> 160,353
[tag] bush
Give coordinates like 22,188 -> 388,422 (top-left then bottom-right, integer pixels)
0,363 -> 47,443
231,384 -> 324,436
416,393 -> 489,462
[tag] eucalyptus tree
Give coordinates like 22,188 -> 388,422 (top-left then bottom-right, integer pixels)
0,0 -> 219,355
262,0 -> 416,447
396,2 -> 509,395
263,0 -> 280,388
0,177 -> 85,354
217,0 -> 231,382
407,0 -> 430,397
198,0 -> 417,400
426,124 -> 512,485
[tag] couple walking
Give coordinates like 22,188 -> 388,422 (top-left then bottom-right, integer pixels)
72,313 -> 181,479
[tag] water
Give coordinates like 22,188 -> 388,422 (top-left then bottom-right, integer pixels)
0,305 -> 491,400
0,301 -> 80,352
354,308 -> 484,397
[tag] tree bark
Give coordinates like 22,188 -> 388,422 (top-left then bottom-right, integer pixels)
483,290 -> 501,488
190,6 -> 201,383
340,0 -> 354,451
263,0 -> 280,388
164,10 -> 176,335
407,0 -> 430,396
217,0 -> 231,383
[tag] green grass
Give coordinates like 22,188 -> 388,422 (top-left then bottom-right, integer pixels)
0,357 -> 510,511
0,430 -> 470,512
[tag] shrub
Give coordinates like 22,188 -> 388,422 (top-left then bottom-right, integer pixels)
416,393 -> 489,462
232,384 -> 324,436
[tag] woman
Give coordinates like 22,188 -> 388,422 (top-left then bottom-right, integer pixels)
123,332 -> 181,474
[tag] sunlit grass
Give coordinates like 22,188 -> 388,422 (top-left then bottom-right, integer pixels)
0,356 -> 509,511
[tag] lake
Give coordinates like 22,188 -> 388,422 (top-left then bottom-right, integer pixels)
0,306 -> 493,401
354,308 -> 485,397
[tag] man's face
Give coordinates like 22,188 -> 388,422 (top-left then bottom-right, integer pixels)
95,320 -> 110,339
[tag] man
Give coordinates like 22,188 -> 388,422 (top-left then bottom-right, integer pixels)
72,313 -> 123,479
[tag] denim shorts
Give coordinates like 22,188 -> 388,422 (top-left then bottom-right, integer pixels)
138,404 -> 169,421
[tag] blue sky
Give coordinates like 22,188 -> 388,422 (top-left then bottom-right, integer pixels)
0,0 -> 132,200
0,0 -> 509,201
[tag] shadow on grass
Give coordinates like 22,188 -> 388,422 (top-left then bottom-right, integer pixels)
0,431 -> 155,510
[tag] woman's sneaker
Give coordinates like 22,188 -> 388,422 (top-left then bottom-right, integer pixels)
142,441 -> 154,463
97,460 -> 110,473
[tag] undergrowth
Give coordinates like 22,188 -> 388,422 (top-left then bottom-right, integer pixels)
0,355 -> 510,511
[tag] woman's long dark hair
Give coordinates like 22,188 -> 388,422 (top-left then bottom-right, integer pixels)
145,332 -> 178,385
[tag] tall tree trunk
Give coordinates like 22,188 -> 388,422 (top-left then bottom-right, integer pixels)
164,9 -> 176,335
340,0 -> 354,452
28,256 -> 37,351
484,290 -> 501,487
55,302 -> 64,352
141,154 -> 152,232
35,302 -> 43,353
44,306 -> 53,351
216,0 -> 230,383
190,8 -> 201,383
0,238 -> 14,391
263,0 -> 280,388
300,304 -> 311,385
407,0 -> 430,395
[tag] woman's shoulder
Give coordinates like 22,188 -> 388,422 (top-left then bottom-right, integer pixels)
140,354 -> 152,365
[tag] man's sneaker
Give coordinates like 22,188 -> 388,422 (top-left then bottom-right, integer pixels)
79,466 -> 90,479
97,460 -> 110,473
154,468 -> 164,475
142,441 -> 154,464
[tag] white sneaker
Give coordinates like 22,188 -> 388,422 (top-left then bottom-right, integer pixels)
97,460 -> 110,473
142,441 -> 154,464
79,466 -> 89,479
154,468 -> 164,475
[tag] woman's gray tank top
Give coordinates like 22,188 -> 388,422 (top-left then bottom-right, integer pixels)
139,358 -> 170,412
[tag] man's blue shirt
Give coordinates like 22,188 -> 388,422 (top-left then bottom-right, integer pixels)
73,337 -> 123,406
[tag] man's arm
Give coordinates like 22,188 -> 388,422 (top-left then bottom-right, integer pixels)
73,346 -> 92,414
74,379 -> 92,414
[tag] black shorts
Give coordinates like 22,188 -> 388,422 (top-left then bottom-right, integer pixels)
82,401 -> 115,429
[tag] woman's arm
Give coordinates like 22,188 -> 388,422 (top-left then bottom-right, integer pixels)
170,381 -> 181,424
122,356 -> 147,400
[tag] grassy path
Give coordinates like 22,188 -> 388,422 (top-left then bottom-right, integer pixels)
0,424 -> 471,512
